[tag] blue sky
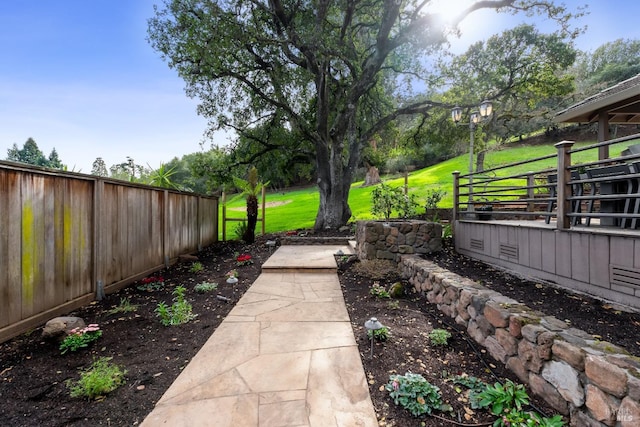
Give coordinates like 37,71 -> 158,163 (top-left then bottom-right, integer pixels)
1,1 -> 639,173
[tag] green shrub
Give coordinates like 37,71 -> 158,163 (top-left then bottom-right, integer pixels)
369,282 -> 390,299
386,372 -> 443,416
189,261 -> 204,273
428,328 -> 451,346
371,182 -> 419,220
367,326 -> 391,342
194,282 -> 218,293
66,357 -> 126,399
59,324 -> 102,354
155,286 -> 197,326
108,297 -> 138,315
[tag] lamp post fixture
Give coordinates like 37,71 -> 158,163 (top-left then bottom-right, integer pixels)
364,317 -> 384,358
451,100 -> 493,210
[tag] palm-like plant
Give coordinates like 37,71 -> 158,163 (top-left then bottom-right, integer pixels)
148,163 -> 179,189
232,166 -> 268,243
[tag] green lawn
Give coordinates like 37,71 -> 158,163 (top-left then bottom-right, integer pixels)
220,138 -> 633,237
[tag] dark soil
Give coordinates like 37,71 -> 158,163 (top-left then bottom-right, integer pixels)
1,229 -> 639,427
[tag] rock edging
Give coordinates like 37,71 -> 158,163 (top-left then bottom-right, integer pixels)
400,255 -> 640,426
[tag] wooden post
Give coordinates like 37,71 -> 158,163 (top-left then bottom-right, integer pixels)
598,111 -> 609,160
527,172 -> 535,214
221,191 -> 226,242
555,141 -> 575,230
452,171 -> 460,235
404,171 -> 408,195
261,186 -> 266,236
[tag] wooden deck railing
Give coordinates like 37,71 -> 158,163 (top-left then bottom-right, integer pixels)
452,133 -> 640,230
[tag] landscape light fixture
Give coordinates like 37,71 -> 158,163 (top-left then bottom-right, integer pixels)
364,317 -> 384,358
451,100 -> 494,210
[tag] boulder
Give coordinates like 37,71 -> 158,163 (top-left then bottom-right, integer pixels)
42,316 -> 85,339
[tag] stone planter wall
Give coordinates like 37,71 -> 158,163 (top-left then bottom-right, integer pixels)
355,220 -> 442,262
399,255 -> 640,426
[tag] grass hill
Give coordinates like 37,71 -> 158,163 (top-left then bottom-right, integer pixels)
221,125 -> 640,236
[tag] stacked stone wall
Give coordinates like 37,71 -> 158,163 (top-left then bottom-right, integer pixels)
400,255 -> 640,426
355,220 -> 442,262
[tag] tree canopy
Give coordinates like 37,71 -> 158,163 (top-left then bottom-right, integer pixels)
148,0 -> 582,229
6,138 -> 65,169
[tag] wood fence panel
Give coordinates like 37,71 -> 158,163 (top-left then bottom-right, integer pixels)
0,170 -> 21,328
1,162 -> 218,343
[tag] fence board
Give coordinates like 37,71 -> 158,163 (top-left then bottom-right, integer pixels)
0,162 -> 218,343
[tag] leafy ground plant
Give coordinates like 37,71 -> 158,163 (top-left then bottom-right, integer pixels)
108,297 -> 138,315
428,328 -> 452,346
66,357 -> 126,399
369,282 -> 390,299
155,286 -> 197,326
137,276 -> 165,292
59,324 -> 102,354
386,372 -> 443,416
194,282 -> 218,293
367,326 -> 391,342
189,261 -> 204,273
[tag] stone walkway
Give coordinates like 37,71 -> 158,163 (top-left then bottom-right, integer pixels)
141,245 -> 378,427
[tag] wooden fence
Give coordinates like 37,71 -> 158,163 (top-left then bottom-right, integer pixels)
0,161 -> 218,343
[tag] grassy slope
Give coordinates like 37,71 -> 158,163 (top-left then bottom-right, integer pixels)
221,139 -> 632,236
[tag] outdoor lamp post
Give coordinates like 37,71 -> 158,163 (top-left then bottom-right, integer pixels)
364,317 -> 384,358
452,100 -> 493,210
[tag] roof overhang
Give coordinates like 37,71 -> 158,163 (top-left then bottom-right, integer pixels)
554,74 -> 640,124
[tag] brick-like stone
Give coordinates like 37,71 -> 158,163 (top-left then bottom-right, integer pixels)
537,331 -> 556,360
528,373 -> 569,415
570,410 -> 604,427
518,339 -> 544,373
484,336 -> 508,363
506,356 -> 528,383
627,373 -> 640,401
541,360 -> 584,407
552,340 -> 585,370
585,355 -> 628,398
476,315 -> 494,337
483,302 -> 510,328
618,396 -> 640,427
495,328 -> 518,356
467,320 -> 487,346
521,323 -> 547,343
508,315 -> 524,338
585,384 -> 617,426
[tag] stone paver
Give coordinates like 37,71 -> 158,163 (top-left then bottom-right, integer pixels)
141,245 -> 377,427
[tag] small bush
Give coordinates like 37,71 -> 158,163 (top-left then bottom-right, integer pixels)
386,372 -> 443,416
108,297 -> 138,315
137,276 -> 165,292
194,282 -> 218,293
367,326 -> 391,342
59,324 -> 102,354
371,182 -> 419,220
66,357 -> 126,399
234,220 -> 248,241
428,328 -> 451,346
156,286 -> 197,326
189,261 -> 204,273
369,282 -> 390,299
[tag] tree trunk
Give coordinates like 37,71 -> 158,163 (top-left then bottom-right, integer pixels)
313,134 -> 357,230
476,150 -> 486,173
363,165 -> 381,187
243,195 -> 258,243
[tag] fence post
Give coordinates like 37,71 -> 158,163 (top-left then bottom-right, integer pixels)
261,186 -> 266,236
452,171 -> 460,234
555,141 -> 575,230
527,172 -> 535,214
221,191 -> 227,242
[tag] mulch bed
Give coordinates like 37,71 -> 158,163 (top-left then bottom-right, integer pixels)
0,229 -> 638,426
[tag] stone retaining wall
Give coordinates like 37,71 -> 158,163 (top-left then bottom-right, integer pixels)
355,220 -> 441,262
400,255 -> 640,426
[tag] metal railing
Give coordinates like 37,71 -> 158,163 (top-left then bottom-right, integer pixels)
452,133 -> 640,230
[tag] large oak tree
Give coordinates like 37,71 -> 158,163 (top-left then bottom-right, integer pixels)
148,0 -> 579,229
